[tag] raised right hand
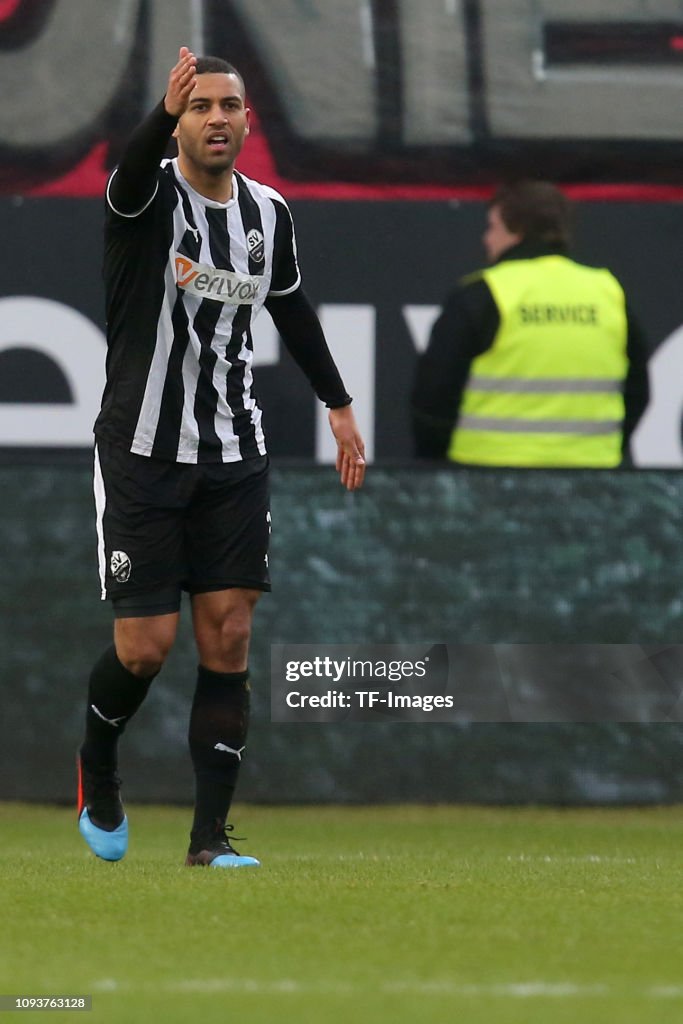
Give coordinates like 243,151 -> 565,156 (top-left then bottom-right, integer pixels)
164,46 -> 197,118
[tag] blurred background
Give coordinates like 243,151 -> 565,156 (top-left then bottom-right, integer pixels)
1,0 -> 683,805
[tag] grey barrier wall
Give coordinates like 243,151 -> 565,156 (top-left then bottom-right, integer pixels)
1,464 -> 683,805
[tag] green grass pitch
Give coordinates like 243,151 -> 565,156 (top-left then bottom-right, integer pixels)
2,802 -> 683,1024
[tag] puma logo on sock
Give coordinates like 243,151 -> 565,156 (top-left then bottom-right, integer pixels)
214,743 -> 245,760
91,704 -> 126,728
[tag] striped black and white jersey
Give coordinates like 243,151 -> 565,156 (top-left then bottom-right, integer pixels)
96,157 -> 301,464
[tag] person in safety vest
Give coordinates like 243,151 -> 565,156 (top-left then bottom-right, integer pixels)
412,180 -> 650,467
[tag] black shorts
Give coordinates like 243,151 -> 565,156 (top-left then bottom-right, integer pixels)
94,440 -> 271,616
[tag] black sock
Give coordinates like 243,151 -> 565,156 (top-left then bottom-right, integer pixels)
188,665 -> 250,838
80,645 -> 155,770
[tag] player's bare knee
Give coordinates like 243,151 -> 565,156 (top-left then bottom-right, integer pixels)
115,641 -> 169,678
114,619 -> 176,678
200,608 -> 251,663
220,613 -> 252,658
193,598 -> 256,669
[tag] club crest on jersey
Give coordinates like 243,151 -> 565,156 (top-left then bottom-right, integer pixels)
246,228 -> 265,263
175,255 -> 261,304
110,551 -> 131,583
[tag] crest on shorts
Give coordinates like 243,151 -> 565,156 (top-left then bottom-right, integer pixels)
111,550 -> 132,583
246,228 -> 265,263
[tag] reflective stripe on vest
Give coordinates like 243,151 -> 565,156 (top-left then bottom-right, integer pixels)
449,256 -> 629,467
467,376 -> 623,394
456,415 -> 622,435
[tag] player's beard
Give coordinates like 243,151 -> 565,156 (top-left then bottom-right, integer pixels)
180,136 -> 241,178
204,156 -> 234,176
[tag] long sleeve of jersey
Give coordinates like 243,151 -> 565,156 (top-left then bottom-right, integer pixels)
107,101 -> 178,216
264,287 -> 352,408
411,278 -> 499,458
621,305 -> 651,456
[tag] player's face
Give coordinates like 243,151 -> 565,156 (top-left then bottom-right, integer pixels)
174,73 -> 250,174
483,204 -> 522,263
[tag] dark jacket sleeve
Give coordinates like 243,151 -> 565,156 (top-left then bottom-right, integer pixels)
411,277 -> 499,458
264,286 -> 352,408
107,101 -> 178,216
621,304 -> 651,456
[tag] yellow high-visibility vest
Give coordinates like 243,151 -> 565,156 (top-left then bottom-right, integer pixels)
448,255 -> 629,467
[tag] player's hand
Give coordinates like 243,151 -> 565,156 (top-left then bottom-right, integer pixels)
329,406 -> 366,491
164,46 -> 197,118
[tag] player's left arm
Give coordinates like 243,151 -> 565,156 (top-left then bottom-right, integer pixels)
265,195 -> 365,489
265,287 -> 366,491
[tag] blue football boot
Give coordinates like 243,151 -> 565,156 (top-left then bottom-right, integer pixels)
77,755 -> 128,862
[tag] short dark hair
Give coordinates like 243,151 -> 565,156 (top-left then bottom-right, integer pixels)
195,55 -> 245,95
490,180 -> 572,248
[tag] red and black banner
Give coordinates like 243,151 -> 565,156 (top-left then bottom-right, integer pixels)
3,0 -> 683,200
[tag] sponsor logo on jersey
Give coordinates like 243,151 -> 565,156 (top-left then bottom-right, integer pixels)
246,228 -> 265,263
175,255 -> 261,304
110,550 -> 131,583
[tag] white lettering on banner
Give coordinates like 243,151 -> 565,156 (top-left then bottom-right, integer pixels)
631,324 -> 683,467
482,0 -> 683,141
0,0 -> 141,148
402,305 -> 440,354
0,296 -> 677,466
147,0 -> 200,102
251,314 -> 279,366
316,305 -> 375,464
4,0 -> 683,187
0,297 -> 106,446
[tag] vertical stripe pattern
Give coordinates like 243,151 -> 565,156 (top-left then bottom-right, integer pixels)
107,160 -> 301,464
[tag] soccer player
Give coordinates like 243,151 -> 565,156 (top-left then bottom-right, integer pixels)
77,47 -> 365,867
